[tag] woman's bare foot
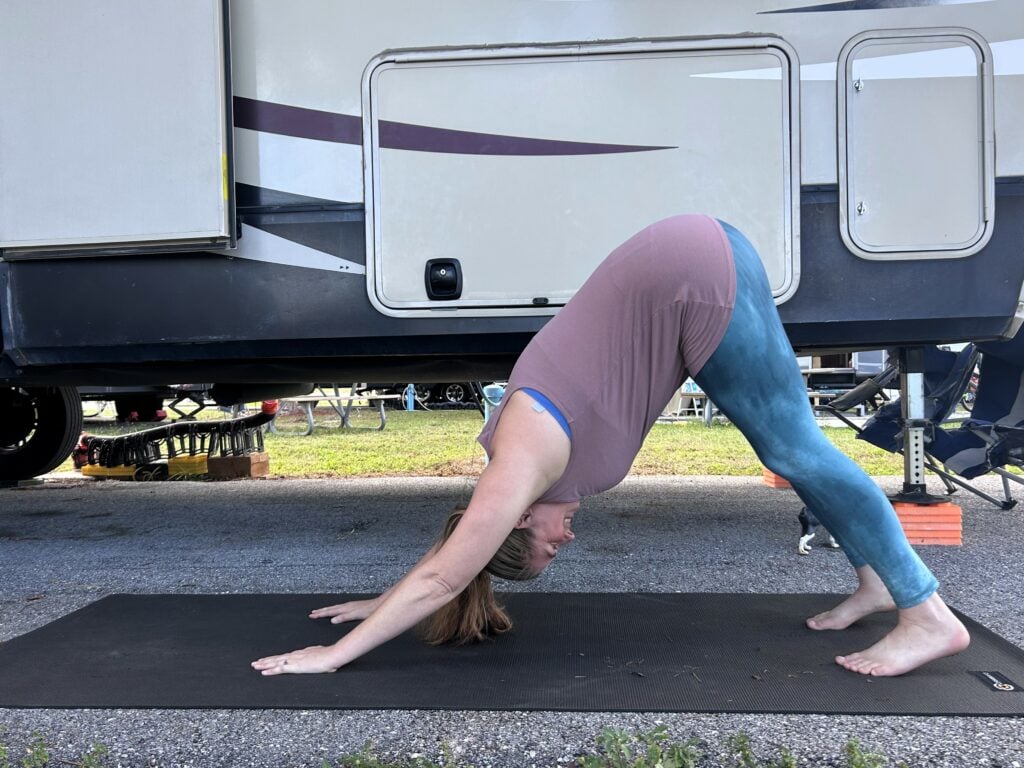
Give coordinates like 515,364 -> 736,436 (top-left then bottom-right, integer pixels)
806,566 -> 896,631
836,592 -> 970,677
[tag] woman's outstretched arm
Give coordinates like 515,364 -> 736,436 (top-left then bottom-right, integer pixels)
251,390 -> 570,675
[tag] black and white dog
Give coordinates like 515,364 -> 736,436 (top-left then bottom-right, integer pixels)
797,507 -> 840,555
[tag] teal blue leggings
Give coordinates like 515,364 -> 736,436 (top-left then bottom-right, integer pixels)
693,222 -> 938,609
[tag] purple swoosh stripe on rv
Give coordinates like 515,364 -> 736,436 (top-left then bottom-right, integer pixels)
761,0 -> 984,12
376,120 -> 674,156
232,97 -> 674,156
233,97 -> 363,144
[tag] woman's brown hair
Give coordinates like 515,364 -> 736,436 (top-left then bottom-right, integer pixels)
418,508 -> 537,645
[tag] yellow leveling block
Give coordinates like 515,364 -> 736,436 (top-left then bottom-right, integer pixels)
80,462 -> 169,481
79,455 -> 222,480
80,464 -> 140,479
168,455 -> 209,477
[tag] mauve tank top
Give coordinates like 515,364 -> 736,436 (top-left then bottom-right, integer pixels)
478,214 -> 736,502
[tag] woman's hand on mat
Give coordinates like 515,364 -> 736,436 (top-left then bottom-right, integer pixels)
251,645 -> 342,675
309,598 -> 379,624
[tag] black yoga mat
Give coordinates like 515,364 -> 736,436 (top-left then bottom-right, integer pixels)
1,593 -> 1023,714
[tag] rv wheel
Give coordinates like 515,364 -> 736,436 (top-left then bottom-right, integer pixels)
441,383 -> 468,404
0,386 -> 83,483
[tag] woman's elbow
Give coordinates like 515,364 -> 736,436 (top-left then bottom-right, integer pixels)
421,571 -> 467,603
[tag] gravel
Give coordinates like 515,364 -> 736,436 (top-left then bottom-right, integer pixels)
1,473 -> 1023,767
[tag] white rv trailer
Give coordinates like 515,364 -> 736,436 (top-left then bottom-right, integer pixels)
1,0 -> 1023,481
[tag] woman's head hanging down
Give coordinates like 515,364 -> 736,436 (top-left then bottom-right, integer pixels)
416,502 -> 576,645
252,214 -> 969,679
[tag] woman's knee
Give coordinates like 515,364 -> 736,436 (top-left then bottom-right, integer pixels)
755,434 -> 839,484
759,453 -> 804,484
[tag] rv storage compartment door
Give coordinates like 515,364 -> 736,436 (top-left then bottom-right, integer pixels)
0,0 -> 233,256
365,38 -> 799,316
838,29 -> 994,260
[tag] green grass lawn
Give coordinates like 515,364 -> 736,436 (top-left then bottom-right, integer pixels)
64,406 -> 904,478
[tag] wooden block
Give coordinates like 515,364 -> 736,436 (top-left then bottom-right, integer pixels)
207,452 -> 270,480
762,468 -> 791,489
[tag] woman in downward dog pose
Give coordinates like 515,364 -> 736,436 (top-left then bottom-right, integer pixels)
253,214 -> 969,678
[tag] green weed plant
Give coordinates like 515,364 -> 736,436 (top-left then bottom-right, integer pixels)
726,732 -> 797,768
326,741 -> 460,768
20,732 -> 48,768
577,725 -> 701,768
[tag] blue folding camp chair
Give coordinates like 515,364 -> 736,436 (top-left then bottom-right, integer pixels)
819,340 -> 1024,510
924,332 -> 1024,506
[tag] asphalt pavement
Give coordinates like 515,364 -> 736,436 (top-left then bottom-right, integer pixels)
1,473 -> 1023,767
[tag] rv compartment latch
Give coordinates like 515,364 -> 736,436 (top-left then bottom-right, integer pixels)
425,259 -> 462,300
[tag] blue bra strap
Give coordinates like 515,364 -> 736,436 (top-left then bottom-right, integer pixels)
521,387 -> 572,439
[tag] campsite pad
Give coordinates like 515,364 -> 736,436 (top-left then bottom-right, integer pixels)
1,593 -> 1022,715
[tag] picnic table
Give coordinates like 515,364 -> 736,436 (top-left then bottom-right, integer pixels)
269,384 -> 403,436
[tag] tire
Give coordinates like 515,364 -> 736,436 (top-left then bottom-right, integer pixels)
441,383 -> 468,404
398,384 -> 431,409
0,385 -> 83,483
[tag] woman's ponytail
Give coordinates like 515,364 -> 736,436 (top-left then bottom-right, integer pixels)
418,508 -> 536,645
